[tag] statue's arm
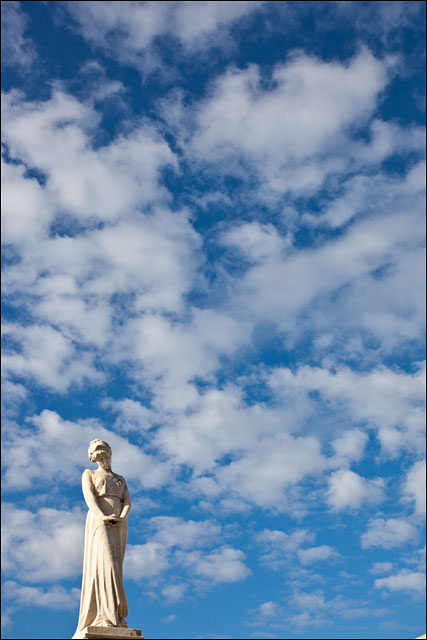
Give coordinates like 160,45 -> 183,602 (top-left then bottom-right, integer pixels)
82,469 -> 106,519
120,482 -> 131,520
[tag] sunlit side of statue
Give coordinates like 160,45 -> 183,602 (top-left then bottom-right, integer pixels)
73,440 -> 131,639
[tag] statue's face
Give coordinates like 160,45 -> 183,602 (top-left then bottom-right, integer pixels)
94,444 -> 111,465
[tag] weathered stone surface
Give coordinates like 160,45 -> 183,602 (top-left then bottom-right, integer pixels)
82,627 -> 143,639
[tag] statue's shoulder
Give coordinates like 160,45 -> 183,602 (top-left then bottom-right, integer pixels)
113,471 -> 127,484
82,468 -> 93,480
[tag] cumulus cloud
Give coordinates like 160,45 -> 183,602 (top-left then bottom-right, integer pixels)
361,517 -> 418,549
291,591 -> 326,612
326,469 -> 385,510
269,363 -> 426,456
177,546 -> 250,583
125,541 -> 171,580
287,589 -> 391,629
187,49 -> 391,187
2,89 -> 176,224
204,431 -> 326,509
1,5 -> 425,635
374,570 -> 426,592
2,409 -> 170,490
222,222 -> 287,264
331,429 -> 368,463
2,88 -> 205,399
369,562 -> 394,574
63,1 -> 264,71
402,460 -> 426,516
297,545 -> 337,566
161,584 -> 187,602
1,1 -> 37,70
3,581 -> 80,610
256,528 -> 338,570
2,54 -> 425,537
148,516 -> 221,550
257,601 -> 283,619
121,309 -> 251,413
2,322 -> 103,392
2,503 -> 85,583
125,516 -> 249,587
1,156 -> 54,244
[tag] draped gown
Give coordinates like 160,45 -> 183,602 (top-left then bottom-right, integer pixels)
73,469 -> 130,639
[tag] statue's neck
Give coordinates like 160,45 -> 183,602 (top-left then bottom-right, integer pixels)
96,464 -> 112,473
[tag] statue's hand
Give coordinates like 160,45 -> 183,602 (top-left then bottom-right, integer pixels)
103,515 -> 120,526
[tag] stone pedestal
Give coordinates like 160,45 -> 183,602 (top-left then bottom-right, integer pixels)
81,627 -> 143,639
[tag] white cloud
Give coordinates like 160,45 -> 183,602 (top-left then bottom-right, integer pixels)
213,432 -> 327,509
2,88 -> 205,398
369,562 -> 394,574
106,398 -> 155,434
186,49 -> 391,192
243,199 -> 422,335
297,545 -> 337,566
3,581 -> 80,610
161,584 -> 186,602
63,1 -> 263,71
2,89 -> 176,223
125,542 -> 171,580
1,157 -> 54,244
152,377 -> 321,501
1,1 -> 37,70
331,429 -> 368,463
126,517 -> 249,587
2,503 -> 85,582
3,207 -> 201,349
2,409 -> 170,491
402,460 -> 426,516
310,156 -> 425,229
3,91 -> 206,392
361,517 -> 418,549
288,589 -> 392,629
178,546 -> 250,583
337,0 -> 424,46
222,222 -> 287,264
195,152 -> 424,371
123,309 -> 251,413
406,546 -> 426,572
257,601 -> 283,618
256,528 -> 338,571
2,322 -> 103,392
291,591 -> 326,611
0,609 -> 13,630
269,363 -> 426,457
256,528 -> 314,554
163,613 -> 177,623
326,469 -> 385,510
148,516 -> 221,550
1,379 -> 27,418
375,570 -> 426,592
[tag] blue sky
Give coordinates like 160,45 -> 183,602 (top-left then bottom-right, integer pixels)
1,2 -> 425,639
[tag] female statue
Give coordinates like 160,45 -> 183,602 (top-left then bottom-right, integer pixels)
73,439 -> 131,639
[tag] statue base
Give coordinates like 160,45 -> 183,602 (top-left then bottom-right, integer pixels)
79,627 -> 143,639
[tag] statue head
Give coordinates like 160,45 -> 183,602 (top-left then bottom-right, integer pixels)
88,439 -> 112,463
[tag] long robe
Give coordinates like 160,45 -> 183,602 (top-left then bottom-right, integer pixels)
73,470 -> 130,639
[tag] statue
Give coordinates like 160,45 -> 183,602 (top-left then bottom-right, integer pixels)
73,439 -> 133,639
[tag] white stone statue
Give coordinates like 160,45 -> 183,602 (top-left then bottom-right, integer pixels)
73,439 -> 131,639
